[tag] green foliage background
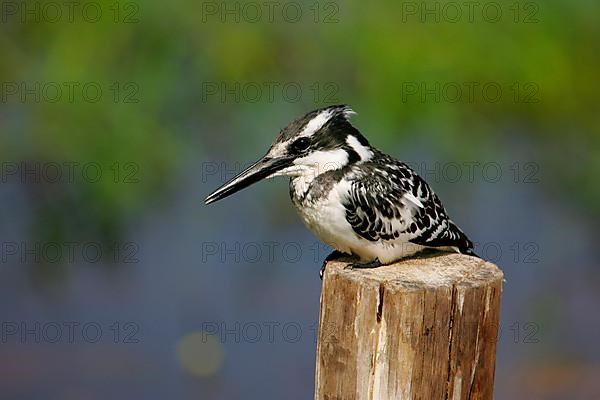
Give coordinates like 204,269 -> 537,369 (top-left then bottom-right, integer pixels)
1,0 -> 598,241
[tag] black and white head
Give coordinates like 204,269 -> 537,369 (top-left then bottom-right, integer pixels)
204,105 -> 374,204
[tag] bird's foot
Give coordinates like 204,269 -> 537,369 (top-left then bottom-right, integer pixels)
320,250 -> 345,280
345,258 -> 382,270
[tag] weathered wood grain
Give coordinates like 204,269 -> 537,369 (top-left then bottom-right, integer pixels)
315,252 -> 503,400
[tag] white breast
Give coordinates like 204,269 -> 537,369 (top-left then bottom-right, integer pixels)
292,179 -> 356,255
291,179 -> 426,263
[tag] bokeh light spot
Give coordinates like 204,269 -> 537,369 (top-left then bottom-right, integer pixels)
176,332 -> 224,377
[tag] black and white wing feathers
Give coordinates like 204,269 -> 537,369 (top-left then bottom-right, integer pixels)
342,153 -> 475,255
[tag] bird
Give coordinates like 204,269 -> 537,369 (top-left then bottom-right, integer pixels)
204,105 -> 478,278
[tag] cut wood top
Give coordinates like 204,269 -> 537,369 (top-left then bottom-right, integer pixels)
324,251 -> 504,292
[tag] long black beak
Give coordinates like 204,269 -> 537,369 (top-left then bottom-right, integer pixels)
204,155 -> 292,204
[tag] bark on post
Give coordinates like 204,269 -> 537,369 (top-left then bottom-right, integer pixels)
315,252 -> 503,400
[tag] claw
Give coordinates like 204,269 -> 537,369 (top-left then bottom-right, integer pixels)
320,250 -> 345,280
350,259 -> 382,269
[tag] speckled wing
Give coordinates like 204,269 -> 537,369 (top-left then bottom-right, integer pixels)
342,154 -> 475,253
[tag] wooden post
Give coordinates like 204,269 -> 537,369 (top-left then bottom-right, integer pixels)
315,252 -> 503,400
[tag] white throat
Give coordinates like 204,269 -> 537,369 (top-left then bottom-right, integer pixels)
269,148 -> 349,198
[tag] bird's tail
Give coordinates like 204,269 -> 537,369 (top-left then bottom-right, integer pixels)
459,246 -> 481,259
445,220 -> 480,259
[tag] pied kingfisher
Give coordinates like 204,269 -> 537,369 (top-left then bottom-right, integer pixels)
205,105 -> 478,278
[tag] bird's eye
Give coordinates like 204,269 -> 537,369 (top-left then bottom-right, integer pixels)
291,137 -> 310,152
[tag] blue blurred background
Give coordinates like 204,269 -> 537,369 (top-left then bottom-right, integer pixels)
1,0 -> 599,398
